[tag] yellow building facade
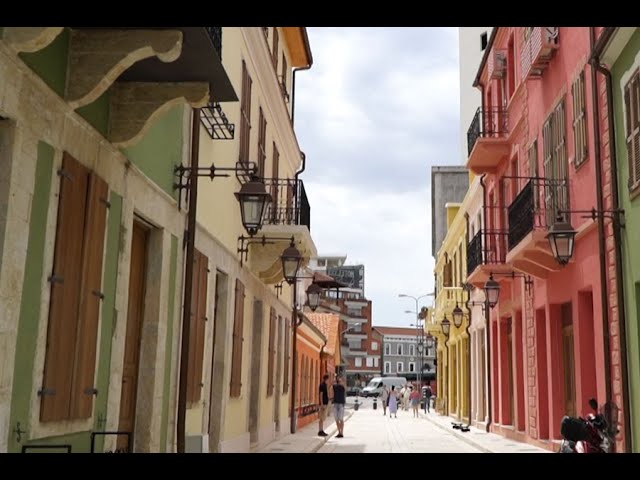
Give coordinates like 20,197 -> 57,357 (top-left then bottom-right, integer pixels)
185,27 -> 317,453
430,172 -> 476,423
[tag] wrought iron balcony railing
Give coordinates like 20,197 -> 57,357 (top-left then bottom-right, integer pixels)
467,106 -> 509,156
467,230 -> 482,274
263,178 -> 311,232
507,177 -> 569,250
467,229 -> 508,275
205,27 -> 222,60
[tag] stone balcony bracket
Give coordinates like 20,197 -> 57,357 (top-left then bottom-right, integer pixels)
2,27 -> 65,53
65,29 -> 183,109
109,81 -> 209,148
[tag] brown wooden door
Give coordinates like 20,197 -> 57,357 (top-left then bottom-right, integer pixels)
562,303 -> 576,418
117,221 -> 149,451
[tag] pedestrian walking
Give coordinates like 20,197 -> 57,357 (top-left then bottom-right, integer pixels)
424,384 -> 433,413
318,374 -> 330,436
388,385 -> 399,418
332,375 -> 347,438
410,387 -> 420,418
381,385 -> 389,416
403,385 -> 411,411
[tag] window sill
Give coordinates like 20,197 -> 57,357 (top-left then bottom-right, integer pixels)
572,155 -> 589,173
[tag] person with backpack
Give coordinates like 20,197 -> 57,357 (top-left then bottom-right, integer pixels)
424,384 -> 433,413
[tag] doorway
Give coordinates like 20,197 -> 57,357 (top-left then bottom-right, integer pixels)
507,319 -> 514,425
117,220 -> 149,451
562,302 -> 576,418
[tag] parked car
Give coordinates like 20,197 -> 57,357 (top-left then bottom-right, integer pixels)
361,376 -> 407,397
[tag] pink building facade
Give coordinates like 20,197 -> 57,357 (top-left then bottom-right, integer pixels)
466,27 -> 628,451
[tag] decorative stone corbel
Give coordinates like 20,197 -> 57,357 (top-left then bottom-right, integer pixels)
2,27 -> 64,53
66,29 -> 183,110
109,81 -> 209,148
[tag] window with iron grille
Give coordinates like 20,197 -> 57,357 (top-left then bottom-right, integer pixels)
572,70 -> 588,167
542,97 -> 569,225
239,61 -> 252,165
624,68 -> 640,192
257,107 -> 267,176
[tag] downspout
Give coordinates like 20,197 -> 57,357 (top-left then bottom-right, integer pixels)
480,173 -> 492,433
592,28 -> 632,452
177,108 -> 201,453
290,282 -> 301,434
588,29 -> 613,442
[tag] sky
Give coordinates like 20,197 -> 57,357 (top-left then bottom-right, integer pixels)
295,27 -> 462,328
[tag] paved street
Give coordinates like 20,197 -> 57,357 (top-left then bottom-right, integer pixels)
317,399 -> 482,453
259,397 -> 550,453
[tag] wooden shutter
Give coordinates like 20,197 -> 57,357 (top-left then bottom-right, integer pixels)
542,116 -> 554,225
70,172 -> 109,419
281,53 -> 288,99
267,307 -> 276,396
626,71 -> 640,190
272,27 -> 279,69
257,107 -> 267,177
528,140 -> 539,208
239,61 -> 252,165
187,250 -> 208,403
283,317 -> 290,393
41,153 -> 89,421
230,279 -> 245,397
443,262 -> 452,287
555,99 -> 569,214
572,71 -> 588,167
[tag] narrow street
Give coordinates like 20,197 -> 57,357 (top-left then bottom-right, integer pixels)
317,401 -> 482,453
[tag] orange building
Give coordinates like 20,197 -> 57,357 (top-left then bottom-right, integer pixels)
308,313 -> 342,382
294,314 -> 327,429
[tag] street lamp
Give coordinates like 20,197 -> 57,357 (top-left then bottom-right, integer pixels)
452,303 -> 464,329
281,240 -> 303,284
305,283 -> 323,311
546,216 -> 577,265
426,334 -> 434,349
441,316 -> 451,337
234,175 -> 272,236
483,275 -> 500,309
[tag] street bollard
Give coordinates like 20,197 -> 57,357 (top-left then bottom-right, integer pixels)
373,397 -> 377,410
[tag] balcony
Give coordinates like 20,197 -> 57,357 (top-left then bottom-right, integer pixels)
466,107 -> 510,174
505,178 -> 568,278
246,178 -> 316,284
466,229 -> 511,287
21,27 -> 237,148
521,27 -> 559,80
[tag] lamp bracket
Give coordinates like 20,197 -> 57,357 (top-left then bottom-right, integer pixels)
489,271 -> 534,293
237,234 -> 295,266
558,208 -> 625,227
174,161 -> 258,192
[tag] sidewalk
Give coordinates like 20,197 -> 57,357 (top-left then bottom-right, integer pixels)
420,410 -> 550,453
256,409 -> 355,453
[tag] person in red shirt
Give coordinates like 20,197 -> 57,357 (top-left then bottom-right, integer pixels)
409,386 -> 421,418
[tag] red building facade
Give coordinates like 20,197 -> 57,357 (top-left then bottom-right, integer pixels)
466,27 -> 627,451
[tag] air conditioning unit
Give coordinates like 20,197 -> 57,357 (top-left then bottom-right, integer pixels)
523,27 -> 560,79
489,49 -> 507,79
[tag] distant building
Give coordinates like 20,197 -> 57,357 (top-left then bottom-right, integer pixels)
431,166 -> 469,259
374,326 -> 436,385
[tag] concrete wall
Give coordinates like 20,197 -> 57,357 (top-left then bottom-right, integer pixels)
431,166 -> 469,258
458,27 -> 493,164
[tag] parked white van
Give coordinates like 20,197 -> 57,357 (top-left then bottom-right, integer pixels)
361,376 -> 407,397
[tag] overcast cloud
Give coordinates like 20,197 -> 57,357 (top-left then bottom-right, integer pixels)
296,27 -> 461,328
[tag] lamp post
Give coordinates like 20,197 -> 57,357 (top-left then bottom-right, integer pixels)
399,293 -> 433,393
441,316 -> 451,416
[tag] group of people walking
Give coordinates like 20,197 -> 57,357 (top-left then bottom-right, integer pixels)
380,384 -> 432,418
317,375 -> 434,439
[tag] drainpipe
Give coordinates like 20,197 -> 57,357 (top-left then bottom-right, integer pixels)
464,212 -> 473,427
591,28 -> 632,452
588,29 -> 614,444
177,108 -> 201,453
480,174 -> 492,433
